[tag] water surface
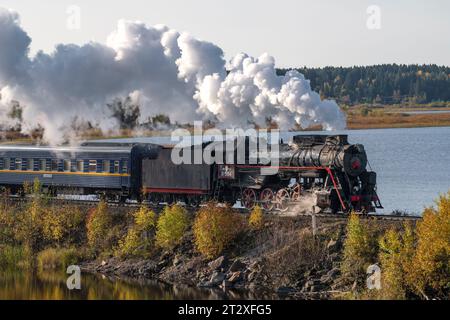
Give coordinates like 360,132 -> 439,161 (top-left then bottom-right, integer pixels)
0,269 -> 270,300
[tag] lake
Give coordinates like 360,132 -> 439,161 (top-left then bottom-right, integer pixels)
100,126 -> 450,215
0,269 -> 273,300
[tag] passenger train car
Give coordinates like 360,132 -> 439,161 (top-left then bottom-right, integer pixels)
0,144 -> 158,200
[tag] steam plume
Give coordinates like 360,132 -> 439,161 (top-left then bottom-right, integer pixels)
0,8 -> 346,144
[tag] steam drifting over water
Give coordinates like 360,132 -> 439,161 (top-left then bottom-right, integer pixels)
0,8 -> 346,145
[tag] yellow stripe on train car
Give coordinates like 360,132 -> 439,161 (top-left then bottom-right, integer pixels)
0,170 -> 130,177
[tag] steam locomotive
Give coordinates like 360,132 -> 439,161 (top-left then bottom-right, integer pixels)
0,134 -> 382,214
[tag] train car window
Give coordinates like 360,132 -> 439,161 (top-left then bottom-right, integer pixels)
5,158 -> 10,170
88,160 -> 97,172
51,159 -> 58,171
27,159 -> 34,171
15,158 -> 22,170
40,159 -> 46,171
122,160 -> 128,173
70,160 -> 76,172
77,160 -> 84,172
114,160 -> 120,173
63,159 -> 70,172
103,160 -> 110,173
97,160 -> 103,172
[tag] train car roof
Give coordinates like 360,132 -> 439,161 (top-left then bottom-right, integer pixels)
0,144 -> 134,154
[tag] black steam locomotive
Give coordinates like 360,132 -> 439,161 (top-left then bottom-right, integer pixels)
0,134 -> 382,214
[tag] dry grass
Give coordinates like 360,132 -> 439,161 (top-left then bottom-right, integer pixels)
347,109 -> 450,129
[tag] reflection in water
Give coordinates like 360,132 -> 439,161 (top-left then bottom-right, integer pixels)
0,269 -> 276,300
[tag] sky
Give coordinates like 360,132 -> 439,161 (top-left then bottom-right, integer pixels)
0,0 -> 449,67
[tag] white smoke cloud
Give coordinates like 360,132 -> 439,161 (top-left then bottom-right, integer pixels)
0,7 -> 346,145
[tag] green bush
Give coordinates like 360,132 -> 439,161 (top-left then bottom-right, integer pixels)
116,206 -> 156,258
134,205 -> 156,232
155,204 -> 189,249
0,245 -> 24,268
37,247 -> 87,271
341,212 -> 378,287
86,201 -> 113,251
41,204 -> 85,245
193,202 -> 244,258
409,192 -> 450,299
0,205 -> 15,245
378,223 -> 415,299
14,181 -> 47,263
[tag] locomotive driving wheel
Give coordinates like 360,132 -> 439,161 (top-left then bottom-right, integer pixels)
275,188 -> 290,212
242,188 -> 257,210
291,183 -> 302,201
260,188 -> 275,211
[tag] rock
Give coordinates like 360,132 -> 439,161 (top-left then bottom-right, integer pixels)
228,259 -> 246,272
326,267 -> 340,279
351,280 -> 358,292
228,271 -> 241,283
328,252 -> 339,262
198,281 -> 212,288
247,282 -> 259,290
208,256 -> 227,271
327,239 -> 338,251
320,268 -> 340,284
173,255 -> 182,266
330,278 -> 345,290
101,260 -> 107,266
209,271 -> 226,286
247,271 -> 257,282
221,280 -> 233,289
277,286 -> 295,295
248,260 -> 261,272
302,279 -> 322,292
157,259 -> 167,268
309,284 -> 326,293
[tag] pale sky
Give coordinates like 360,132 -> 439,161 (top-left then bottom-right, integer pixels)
1,0 -> 449,67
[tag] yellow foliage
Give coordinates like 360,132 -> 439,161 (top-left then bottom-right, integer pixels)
0,204 -> 15,245
378,223 -> 415,299
37,247 -> 86,271
155,204 -> 189,249
41,205 -> 84,244
341,212 -> 377,285
86,200 -> 112,251
410,192 -> 450,299
134,206 -> 156,232
15,180 -> 46,259
193,202 -> 243,258
116,206 -> 156,258
116,227 -> 145,258
249,205 -> 264,230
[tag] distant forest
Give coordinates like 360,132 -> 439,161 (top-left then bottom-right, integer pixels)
277,64 -> 450,105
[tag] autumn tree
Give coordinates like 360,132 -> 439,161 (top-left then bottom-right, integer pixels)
409,192 -> 450,299
341,212 -> 378,288
378,223 -> 415,299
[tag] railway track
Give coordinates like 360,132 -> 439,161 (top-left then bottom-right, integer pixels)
5,195 -> 422,221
